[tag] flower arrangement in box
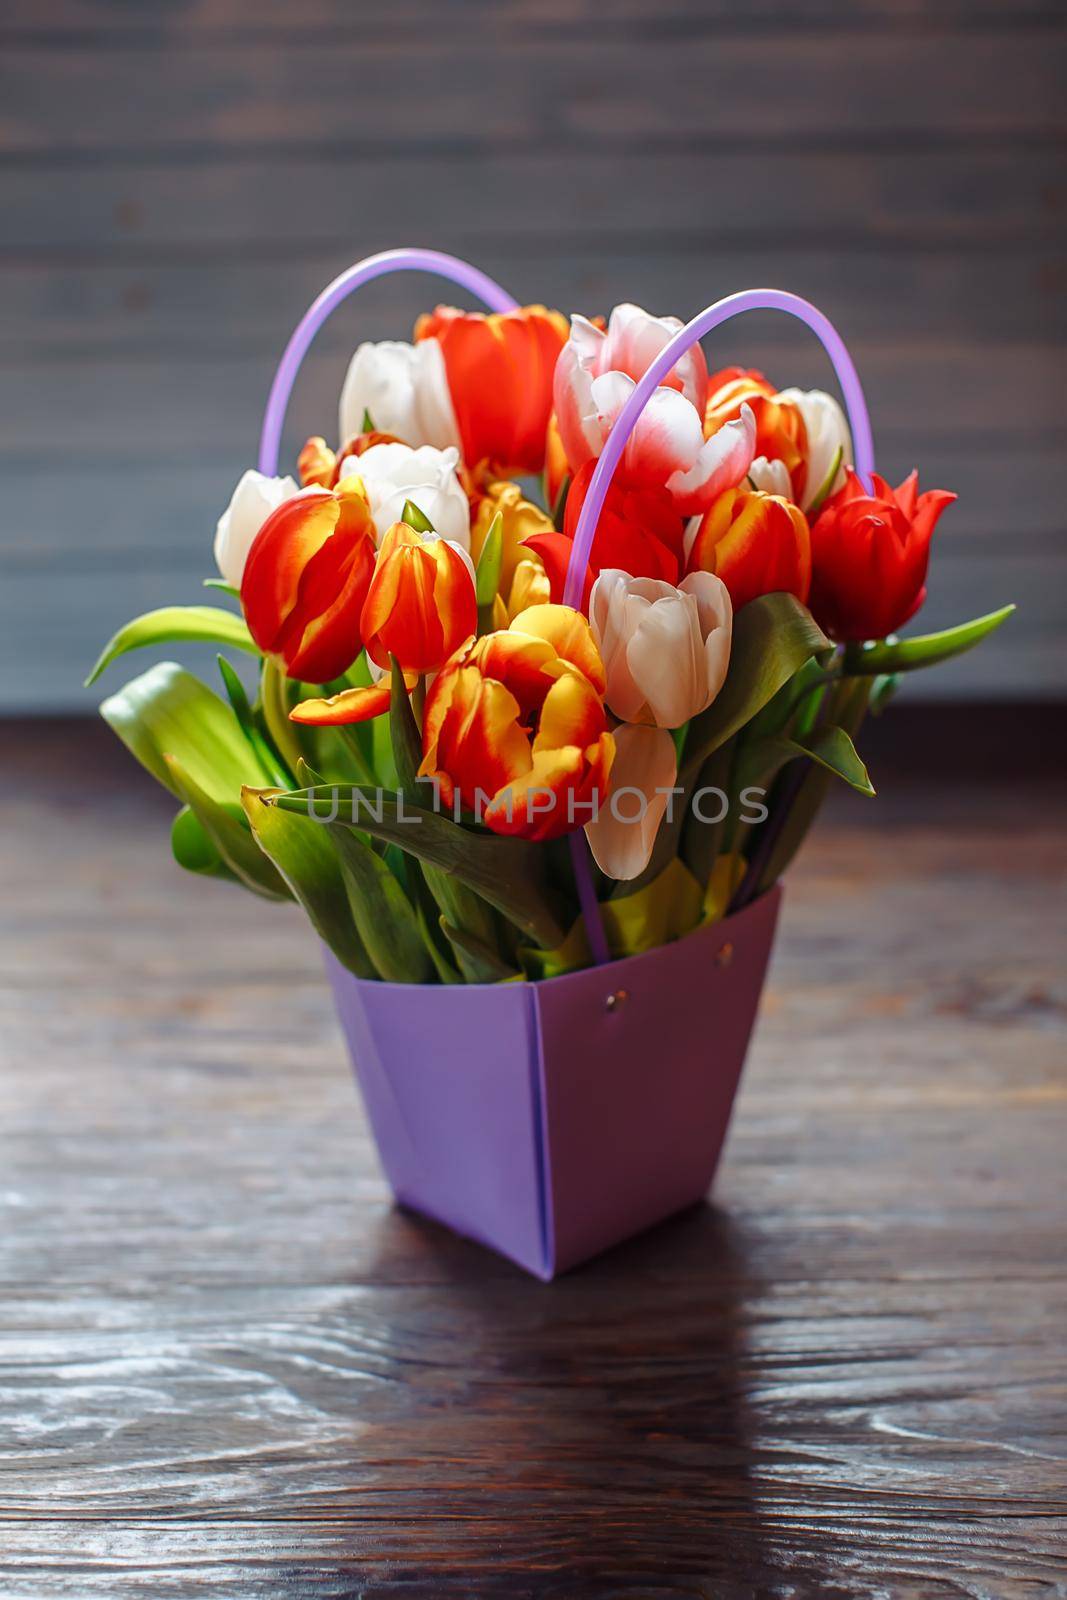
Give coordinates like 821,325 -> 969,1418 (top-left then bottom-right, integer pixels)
90,250 -> 1013,1277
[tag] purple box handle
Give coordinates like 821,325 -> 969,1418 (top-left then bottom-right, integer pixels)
257,251 -> 875,969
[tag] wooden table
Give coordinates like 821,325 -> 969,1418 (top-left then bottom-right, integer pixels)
2,720 -> 1064,1597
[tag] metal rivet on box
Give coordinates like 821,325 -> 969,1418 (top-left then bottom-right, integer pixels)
605,989 -> 628,1013
715,941 -> 734,968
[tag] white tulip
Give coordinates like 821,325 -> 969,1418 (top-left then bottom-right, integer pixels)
746,455 -> 793,500
213,468 -> 298,588
338,338 -> 460,452
585,723 -> 678,882
776,387 -> 852,511
589,568 -> 733,729
339,442 -> 471,549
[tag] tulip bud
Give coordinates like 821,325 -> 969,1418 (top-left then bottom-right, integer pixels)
685,486 -> 811,612
338,338 -> 461,452
362,522 -> 477,676
809,469 -> 956,641
589,569 -> 732,729
241,481 -> 376,682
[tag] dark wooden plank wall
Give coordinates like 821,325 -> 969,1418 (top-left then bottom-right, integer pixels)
2,0 -> 1065,709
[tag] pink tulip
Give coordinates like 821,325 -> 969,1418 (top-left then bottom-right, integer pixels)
553,304 -> 756,515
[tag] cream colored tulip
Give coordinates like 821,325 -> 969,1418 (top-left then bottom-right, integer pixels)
589,568 -> 732,729
338,338 -> 460,451
584,723 -> 678,882
213,468 -> 298,588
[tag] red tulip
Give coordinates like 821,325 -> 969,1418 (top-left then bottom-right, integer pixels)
685,485 -> 812,613
241,482 -> 376,682
809,469 -> 956,641
522,458 -> 688,609
414,303 -> 569,476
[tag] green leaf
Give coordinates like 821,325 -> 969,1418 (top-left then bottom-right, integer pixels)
361,407 -> 375,434
843,606 -> 1015,675
389,657 -> 422,798
203,578 -> 240,599
87,606 -> 257,685
401,498 -> 434,534
439,919 -> 518,983
737,724 -> 874,800
681,593 -> 832,782
327,824 -> 435,984
171,805 -> 239,883
475,511 -> 504,606
272,788 -> 568,949
805,443 -> 844,517
241,787 -> 374,976
165,756 -> 289,901
755,678 -> 873,892
217,655 -> 287,786
100,661 -> 263,805
259,657 -> 304,781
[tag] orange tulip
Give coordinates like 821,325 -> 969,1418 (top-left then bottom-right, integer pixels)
241,481 -> 377,683
686,486 -> 811,612
705,367 -> 808,501
419,606 -> 614,841
414,304 -> 569,476
289,521 -> 477,726
363,522 -> 477,672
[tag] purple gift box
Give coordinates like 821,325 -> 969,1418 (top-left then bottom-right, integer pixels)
325,885 -> 781,1279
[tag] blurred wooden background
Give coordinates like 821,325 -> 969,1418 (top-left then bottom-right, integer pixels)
2,0 -> 1064,710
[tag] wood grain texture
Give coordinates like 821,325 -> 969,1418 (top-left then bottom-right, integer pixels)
0,718 -> 1064,1596
0,0 -> 1064,704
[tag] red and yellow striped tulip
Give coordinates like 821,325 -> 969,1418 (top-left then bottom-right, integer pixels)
704,368 -> 808,502
288,521 -> 477,727
685,486 -> 812,612
362,522 -> 477,675
419,606 -> 614,841
414,304 -> 569,477
241,481 -> 377,683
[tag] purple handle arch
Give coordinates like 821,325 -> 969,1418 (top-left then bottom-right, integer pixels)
258,256 -> 874,972
257,247 -> 519,477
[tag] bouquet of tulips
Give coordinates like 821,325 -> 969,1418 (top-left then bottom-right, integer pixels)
91,294 -> 1012,985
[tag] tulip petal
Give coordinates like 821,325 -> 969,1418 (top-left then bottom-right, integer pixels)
590,371 -> 705,485
584,723 -> 678,881
289,682 -> 394,725
509,604 -> 607,695
667,403 -> 757,516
